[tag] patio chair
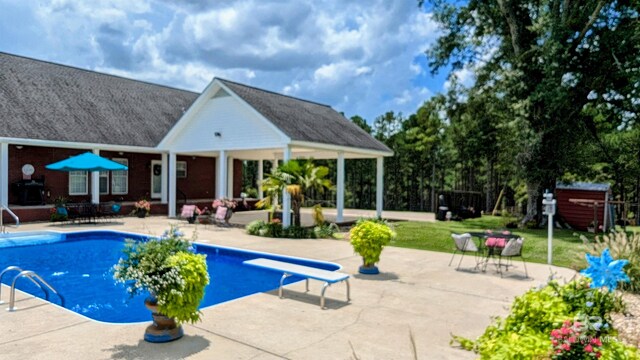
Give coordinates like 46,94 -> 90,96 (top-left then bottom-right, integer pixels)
497,237 -> 528,278
180,205 -> 197,224
449,233 -> 481,270
214,206 -> 231,227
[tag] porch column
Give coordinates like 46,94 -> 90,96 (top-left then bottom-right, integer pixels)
272,158 -> 278,208
227,156 -> 234,199
168,152 -> 177,217
0,143 -> 8,207
91,149 -> 100,204
282,146 -> 291,227
257,160 -> 264,200
160,153 -> 168,204
217,150 -> 227,199
336,151 -> 345,222
376,157 -> 384,218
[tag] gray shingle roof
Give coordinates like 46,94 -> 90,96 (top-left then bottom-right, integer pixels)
0,52 -> 199,147
219,79 -> 391,153
556,181 -> 611,192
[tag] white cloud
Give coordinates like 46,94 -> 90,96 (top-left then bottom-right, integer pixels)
0,0 -> 442,121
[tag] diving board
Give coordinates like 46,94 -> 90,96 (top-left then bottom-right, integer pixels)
243,258 -> 351,309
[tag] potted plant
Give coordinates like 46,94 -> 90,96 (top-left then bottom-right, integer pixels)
349,219 -> 396,274
134,199 -> 151,218
113,227 -> 209,342
211,198 -> 237,223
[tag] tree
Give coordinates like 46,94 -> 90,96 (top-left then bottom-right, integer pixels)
422,0 -> 640,223
257,159 -> 333,227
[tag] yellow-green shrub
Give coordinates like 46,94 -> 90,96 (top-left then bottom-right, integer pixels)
349,220 -> 395,267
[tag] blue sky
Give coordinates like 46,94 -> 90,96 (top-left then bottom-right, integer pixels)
0,0 -> 455,122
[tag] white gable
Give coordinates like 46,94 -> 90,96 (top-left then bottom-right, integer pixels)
159,84 -> 288,153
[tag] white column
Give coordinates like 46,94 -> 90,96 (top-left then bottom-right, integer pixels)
272,158 -> 279,208
336,151 -> 345,222
160,153 -> 168,204
168,152 -> 177,217
217,150 -> 227,199
227,156 -> 234,199
376,157 -> 384,218
0,143 -> 8,207
257,160 -> 264,200
91,149 -> 100,204
282,146 -> 291,227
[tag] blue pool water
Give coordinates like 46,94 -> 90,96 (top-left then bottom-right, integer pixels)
0,230 -> 340,323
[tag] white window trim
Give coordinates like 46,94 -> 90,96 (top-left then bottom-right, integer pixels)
176,161 -> 187,178
69,171 -> 88,196
111,158 -> 129,195
99,171 -> 109,195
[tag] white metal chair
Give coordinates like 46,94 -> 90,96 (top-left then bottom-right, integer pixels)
498,237 -> 528,278
449,233 -> 480,270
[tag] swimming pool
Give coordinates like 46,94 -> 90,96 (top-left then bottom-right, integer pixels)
0,230 -> 341,323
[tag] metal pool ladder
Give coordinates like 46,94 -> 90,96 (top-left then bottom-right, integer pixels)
0,205 -> 19,233
0,266 -> 64,311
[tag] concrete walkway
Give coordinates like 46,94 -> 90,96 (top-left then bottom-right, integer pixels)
0,216 -> 574,359
231,208 -> 436,226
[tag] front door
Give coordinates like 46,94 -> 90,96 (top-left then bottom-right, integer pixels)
151,160 -> 162,199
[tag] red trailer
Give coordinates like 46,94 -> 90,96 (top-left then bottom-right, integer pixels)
555,182 -> 611,232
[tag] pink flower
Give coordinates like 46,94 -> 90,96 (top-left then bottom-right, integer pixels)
568,336 -> 576,343
591,338 -> 602,347
551,339 -> 558,346
562,343 -> 571,351
561,327 -> 571,335
551,329 -> 561,339
585,344 -> 593,353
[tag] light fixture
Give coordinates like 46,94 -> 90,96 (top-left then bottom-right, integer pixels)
214,132 -> 222,137
118,151 -> 124,155
192,156 -> 196,160
15,145 -> 23,150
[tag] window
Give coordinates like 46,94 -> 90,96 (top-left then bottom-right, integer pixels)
99,171 -> 109,194
111,158 -> 128,195
69,171 -> 88,195
176,161 -> 187,178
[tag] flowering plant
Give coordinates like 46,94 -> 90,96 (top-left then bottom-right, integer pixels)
195,206 -> 210,216
112,227 -> 209,323
212,198 -> 237,211
551,320 -> 603,359
134,199 -> 151,213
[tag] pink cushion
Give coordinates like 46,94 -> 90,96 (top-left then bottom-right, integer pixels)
215,206 -> 228,220
485,237 -> 506,248
181,205 -> 196,217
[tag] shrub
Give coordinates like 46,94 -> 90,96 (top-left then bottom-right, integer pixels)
349,220 -> 395,267
312,204 -> 324,226
246,220 -> 266,235
113,227 -> 209,324
314,223 -> 340,239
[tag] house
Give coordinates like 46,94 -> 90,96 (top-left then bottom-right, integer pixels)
0,52 -> 392,224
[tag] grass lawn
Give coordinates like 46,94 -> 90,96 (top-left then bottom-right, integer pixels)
391,215 -> 593,269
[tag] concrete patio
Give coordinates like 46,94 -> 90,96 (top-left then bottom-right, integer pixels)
0,214 -> 575,359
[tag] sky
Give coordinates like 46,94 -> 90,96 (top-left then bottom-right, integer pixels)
0,0 -> 455,122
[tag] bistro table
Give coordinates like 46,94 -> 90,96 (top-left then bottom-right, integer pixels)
467,230 -> 520,272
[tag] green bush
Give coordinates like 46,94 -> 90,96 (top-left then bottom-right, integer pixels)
161,252 -> 209,324
349,220 -> 395,267
113,227 -> 209,324
314,223 -> 340,239
246,220 -> 266,235
452,278 -> 635,359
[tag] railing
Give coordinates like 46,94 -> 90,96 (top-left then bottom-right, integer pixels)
0,205 -> 19,233
177,189 -> 187,207
6,269 -> 64,311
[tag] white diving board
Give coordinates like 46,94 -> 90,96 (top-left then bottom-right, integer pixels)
243,258 -> 351,309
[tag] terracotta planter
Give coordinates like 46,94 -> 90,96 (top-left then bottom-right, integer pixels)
143,296 -> 183,343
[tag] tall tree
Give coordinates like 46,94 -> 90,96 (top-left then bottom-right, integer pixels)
422,0 -> 640,223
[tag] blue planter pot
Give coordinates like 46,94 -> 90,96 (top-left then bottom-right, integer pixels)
358,265 -> 380,275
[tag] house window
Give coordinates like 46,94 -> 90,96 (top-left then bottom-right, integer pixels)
69,171 -> 88,195
99,171 -> 109,194
176,161 -> 187,178
111,158 -> 128,195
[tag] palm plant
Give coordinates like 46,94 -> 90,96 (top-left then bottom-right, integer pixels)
256,159 -> 333,227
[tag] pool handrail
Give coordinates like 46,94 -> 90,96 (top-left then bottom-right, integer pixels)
0,205 -> 19,233
8,270 -> 64,311
0,266 -> 42,303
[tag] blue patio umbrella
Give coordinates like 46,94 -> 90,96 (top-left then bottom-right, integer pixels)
45,152 -> 128,172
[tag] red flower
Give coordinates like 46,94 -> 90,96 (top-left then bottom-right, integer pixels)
584,344 -> 593,353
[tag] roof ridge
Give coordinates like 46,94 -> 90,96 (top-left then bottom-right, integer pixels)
0,51 -> 200,96
216,77 -> 332,108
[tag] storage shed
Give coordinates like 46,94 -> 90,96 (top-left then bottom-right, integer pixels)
555,182 -> 611,231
